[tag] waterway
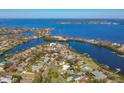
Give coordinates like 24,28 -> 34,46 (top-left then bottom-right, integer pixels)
0,19 -> 124,74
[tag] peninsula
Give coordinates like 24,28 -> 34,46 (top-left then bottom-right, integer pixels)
0,27 -> 124,83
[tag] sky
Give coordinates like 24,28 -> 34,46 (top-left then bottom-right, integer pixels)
0,9 -> 124,19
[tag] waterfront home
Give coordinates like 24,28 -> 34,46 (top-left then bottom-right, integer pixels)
112,43 -> 121,46
92,70 -> 107,80
49,43 -> 57,47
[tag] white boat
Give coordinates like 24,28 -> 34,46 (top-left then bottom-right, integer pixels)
115,68 -> 121,72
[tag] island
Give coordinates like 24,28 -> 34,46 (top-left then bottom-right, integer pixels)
57,20 -> 119,25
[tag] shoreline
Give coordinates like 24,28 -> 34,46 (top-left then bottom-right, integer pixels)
1,43 -> 124,83
0,27 -> 124,82
0,27 -> 54,57
44,35 -> 124,56
68,45 -> 124,81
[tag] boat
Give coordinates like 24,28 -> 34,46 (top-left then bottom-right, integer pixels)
116,68 -> 121,72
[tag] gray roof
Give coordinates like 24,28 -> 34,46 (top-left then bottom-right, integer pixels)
92,70 -> 107,80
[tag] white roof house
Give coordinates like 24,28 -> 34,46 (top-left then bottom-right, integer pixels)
80,66 -> 92,72
49,43 -> 57,47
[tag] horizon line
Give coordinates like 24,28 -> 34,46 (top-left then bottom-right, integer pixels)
0,18 -> 124,19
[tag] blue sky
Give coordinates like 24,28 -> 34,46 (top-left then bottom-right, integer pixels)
0,9 -> 124,18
